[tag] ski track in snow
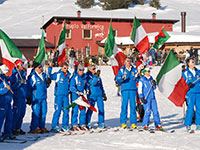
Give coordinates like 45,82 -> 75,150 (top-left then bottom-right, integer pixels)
1,66 -> 200,150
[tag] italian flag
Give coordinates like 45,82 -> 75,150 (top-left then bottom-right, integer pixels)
153,28 -> 170,49
131,17 -> 149,55
66,95 -> 97,112
34,31 -> 45,66
156,50 -> 189,107
57,22 -> 66,66
0,29 -> 27,75
105,22 -> 126,77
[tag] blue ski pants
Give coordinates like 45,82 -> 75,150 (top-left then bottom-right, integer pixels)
184,93 -> 200,126
52,95 -> 69,128
120,90 -> 137,124
71,101 -> 86,126
12,96 -> 26,131
86,96 -> 104,125
0,103 -> 13,137
30,99 -> 47,130
142,98 -> 161,127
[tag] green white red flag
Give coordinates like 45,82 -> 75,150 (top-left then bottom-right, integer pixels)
0,29 -> 27,75
156,50 -> 189,107
153,28 -> 170,49
57,22 -> 66,66
105,22 -> 126,77
131,17 -> 149,54
34,31 -> 46,66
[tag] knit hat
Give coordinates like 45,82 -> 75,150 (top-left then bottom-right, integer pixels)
141,67 -> 151,75
0,64 -> 9,74
33,62 -> 41,69
78,65 -> 84,71
15,59 -> 24,66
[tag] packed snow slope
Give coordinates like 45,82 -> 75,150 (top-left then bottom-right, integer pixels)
0,0 -> 200,38
1,66 -> 200,150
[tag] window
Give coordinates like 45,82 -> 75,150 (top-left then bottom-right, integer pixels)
113,30 -> 117,37
83,29 -> 92,40
66,29 -> 71,39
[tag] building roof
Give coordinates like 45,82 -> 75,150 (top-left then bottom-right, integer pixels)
11,38 -> 55,48
41,16 -> 179,30
98,32 -> 200,46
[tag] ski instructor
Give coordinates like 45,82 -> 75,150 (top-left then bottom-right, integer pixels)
116,57 -> 139,129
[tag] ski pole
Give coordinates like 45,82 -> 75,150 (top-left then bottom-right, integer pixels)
192,76 -> 200,84
144,82 -> 154,100
0,77 -> 14,94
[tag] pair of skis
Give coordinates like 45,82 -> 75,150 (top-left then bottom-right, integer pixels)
0,135 -> 40,144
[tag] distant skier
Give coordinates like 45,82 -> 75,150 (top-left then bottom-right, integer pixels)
183,57 -> 200,131
138,67 -> 163,131
27,62 -> 51,133
70,65 -> 87,131
10,59 -> 27,135
116,57 -> 139,129
0,65 -> 15,140
86,64 -> 107,130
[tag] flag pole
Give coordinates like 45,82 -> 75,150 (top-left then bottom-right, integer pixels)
0,77 -> 14,94
14,63 -> 23,81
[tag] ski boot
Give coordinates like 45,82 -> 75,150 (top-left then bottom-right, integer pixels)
143,125 -> 149,131
186,126 -> 191,131
121,123 -> 127,129
155,125 -> 164,131
61,126 -> 70,132
12,130 -> 19,136
80,125 -> 88,131
196,125 -> 200,130
131,124 -> 137,129
72,125 -> 80,131
17,129 -> 26,135
29,128 -> 42,134
51,126 -> 60,133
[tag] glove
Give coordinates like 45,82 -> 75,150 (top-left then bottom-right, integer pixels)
140,98 -> 146,103
77,92 -> 83,96
188,82 -> 194,88
45,78 -> 51,85
151,80 -> 156,85
86,90 -> 90,95
26,96 -> 32,105
94,70 -> 101,77
19,79 -> 26,84
103,93 -> 107,101
122,74 -> 127,80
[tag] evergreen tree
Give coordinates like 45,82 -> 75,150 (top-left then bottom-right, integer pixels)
99,0 -> 132,10
132,0 -> 145,5
149,0 -> 161,9
75,0 -> 94,9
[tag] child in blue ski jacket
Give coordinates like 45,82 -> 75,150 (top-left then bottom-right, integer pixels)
70,65 -> 87,131
10,59 -> 27,135
138,67 -> 162,130
183,58 -> 200,131
86,64 -> 107,129
0,65 -> 14,140
48,62 -> 71,132
116,57 -> 139,129
27,62 -> 51,134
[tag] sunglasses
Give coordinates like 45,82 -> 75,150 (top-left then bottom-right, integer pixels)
79,69 -> 84,71
191,61 -> 195,63
38,66 -> 42,69
126,60 -> 132,62
63,67 -> 68,69
92,68 -> 96,70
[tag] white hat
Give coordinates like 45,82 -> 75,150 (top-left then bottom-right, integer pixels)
0,65 -> 9,74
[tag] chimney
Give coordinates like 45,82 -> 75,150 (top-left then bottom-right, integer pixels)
152,12 -> 156,20
181,12 -> 186,32
77,10 -> 81,18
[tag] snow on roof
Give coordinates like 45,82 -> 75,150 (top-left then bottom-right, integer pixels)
100,32 -> 200,45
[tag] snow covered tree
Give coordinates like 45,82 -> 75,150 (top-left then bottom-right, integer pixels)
75,0 -> 94,8
99,0 -> 132,10
149,0 -> 161,9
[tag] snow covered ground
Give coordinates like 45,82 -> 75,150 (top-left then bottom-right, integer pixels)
1,66 -> 200,150
0,0 -> 200,38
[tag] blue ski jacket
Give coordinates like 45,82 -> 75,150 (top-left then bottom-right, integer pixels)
116,65 -> 139,91
48,67 -> 71,96
182,67 -> 200,93
138,75 -> 156,99
86,71 -> 105,97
